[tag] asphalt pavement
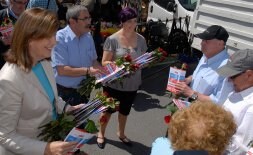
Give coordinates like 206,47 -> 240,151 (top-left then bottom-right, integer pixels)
81,63 -> 175,155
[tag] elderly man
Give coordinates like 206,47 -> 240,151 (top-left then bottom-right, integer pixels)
174,25 -> 233,104
217,49 -> 253,155
0,0 -> 27,69
51,5 -> 104,106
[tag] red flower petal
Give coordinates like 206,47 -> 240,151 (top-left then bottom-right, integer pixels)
103,91 -> 109,97
164,115 -> 171,124
124,54 -> 132,62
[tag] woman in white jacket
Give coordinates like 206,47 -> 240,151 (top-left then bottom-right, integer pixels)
0,8 -> 81,155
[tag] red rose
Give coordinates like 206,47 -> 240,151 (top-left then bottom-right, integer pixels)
162,51 -> 168,57
181,63 -> 188,70
134,64 -> 140,69
159,56 -> 166,62
130,63 -> 140,71
158,47 -> 163,52
164,115 -> 171,124
124,54 -> 132,62
103,91 -> 109,97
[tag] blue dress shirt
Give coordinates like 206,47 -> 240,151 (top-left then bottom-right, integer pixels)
51,25 -> 97,88
191,49 -> 233,104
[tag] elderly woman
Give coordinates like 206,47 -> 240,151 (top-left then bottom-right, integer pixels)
96,7 -> 147,149
0,8 -> 82,155
151,101 -> 237,155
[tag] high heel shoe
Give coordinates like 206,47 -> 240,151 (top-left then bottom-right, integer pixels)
96,137 -> 106,149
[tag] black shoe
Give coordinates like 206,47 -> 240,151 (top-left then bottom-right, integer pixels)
119,136 -> 132,147
97,137 -> 105,149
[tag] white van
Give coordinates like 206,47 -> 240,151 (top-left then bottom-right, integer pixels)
190,0 -> 253,54
147,0 -> 253,54
147,0 -> 197,24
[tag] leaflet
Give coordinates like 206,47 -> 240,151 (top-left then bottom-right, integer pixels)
64,127 -> 94,153
166,67 -> 186,93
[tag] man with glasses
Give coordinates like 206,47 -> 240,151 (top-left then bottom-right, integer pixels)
0,0 -> 27,69
52,5 -> 105,106
217,49 -> 253,155
174,25 -> 233,104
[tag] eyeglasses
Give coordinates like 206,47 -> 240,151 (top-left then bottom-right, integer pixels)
13,0 -> 28,5
229,71 -> 245,80
74,17 -> 91,21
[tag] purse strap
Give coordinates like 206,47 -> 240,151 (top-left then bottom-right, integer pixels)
47,0 -> 51,9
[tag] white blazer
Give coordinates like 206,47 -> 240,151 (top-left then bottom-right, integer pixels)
0,60 -> 66,155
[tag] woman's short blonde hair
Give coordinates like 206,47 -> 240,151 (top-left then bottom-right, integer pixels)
169,101 -> 236,155
9,8 -> 59,71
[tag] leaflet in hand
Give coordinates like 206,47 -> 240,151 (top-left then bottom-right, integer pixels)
64,127 -> 94,153
166,67 -> 186,93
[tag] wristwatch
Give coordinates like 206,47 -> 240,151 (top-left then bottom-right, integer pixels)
189,92 -> 198,102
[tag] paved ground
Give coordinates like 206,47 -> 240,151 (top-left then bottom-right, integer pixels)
81,63 -> 175,155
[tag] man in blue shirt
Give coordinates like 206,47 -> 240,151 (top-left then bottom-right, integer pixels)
174,25 -> 233,104
51,5 -> 104,105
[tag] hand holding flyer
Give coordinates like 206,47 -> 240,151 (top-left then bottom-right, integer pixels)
166,67 -> 186,93
64,127 -> 94,153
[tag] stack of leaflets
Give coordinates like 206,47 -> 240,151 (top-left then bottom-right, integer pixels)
95,51 -> 166,84
72,98 -> 107,126
0,25 -> 13,37
63,99 -> 108,153
173,98 -> 190,109
95,63 -> 126,84
166,67 -> 186,93
133,52 -> 154,67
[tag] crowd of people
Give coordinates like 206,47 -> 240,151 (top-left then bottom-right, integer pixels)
0,0 -> 253,155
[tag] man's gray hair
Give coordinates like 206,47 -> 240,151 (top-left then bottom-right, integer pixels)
66,5 -> 88,24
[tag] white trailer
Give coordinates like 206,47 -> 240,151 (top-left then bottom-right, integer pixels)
190,0 -> 253,54
147,0 -> 253,54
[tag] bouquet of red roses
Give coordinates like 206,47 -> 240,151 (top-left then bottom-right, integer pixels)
37,91 -> 119,142
77,48 -> 169,99
94,47 -> 169,84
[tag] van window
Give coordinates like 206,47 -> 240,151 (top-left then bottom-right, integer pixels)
178,0 -> 198,11
154,0 -> 197,11
154,0 -> 171,10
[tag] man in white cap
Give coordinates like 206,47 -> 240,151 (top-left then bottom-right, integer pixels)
217,49 -> 253,155
174,25 -> 233,104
